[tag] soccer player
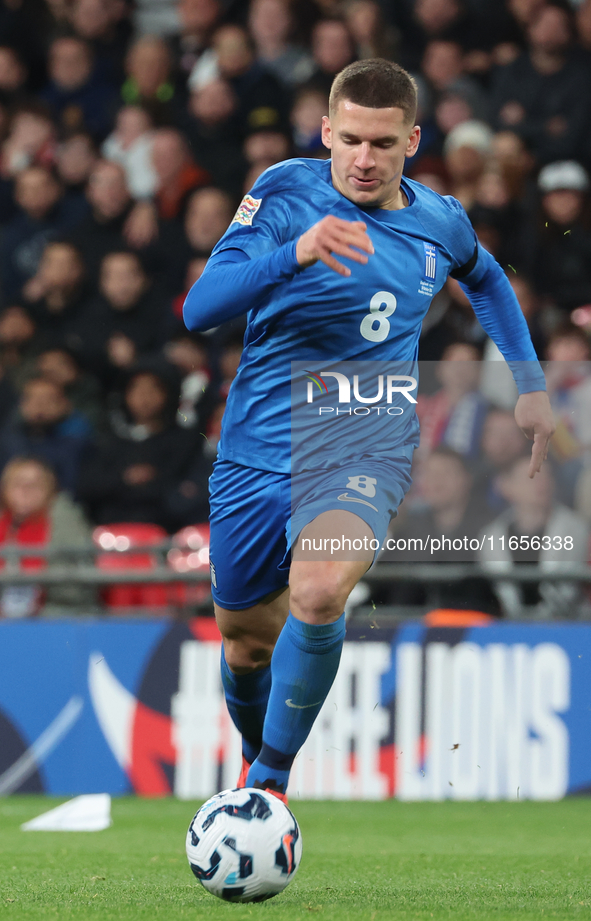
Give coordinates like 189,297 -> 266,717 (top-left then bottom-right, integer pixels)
183,59 -> 555,801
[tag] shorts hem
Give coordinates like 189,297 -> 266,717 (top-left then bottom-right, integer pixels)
211,583 -> 289,611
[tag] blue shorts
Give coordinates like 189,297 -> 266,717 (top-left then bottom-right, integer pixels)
208,457 -> 413,610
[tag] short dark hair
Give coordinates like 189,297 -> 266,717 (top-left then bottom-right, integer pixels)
329,59 -> 418,124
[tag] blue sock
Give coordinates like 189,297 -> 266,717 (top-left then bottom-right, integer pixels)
246,612 -> 346,794
220,646 -> 271,765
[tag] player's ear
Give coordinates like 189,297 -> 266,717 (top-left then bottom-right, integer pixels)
405,125 -> 421,158
321,115 -> 332,150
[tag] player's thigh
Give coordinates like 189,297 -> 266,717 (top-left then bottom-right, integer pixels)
288,458 -> 413,622
216,588 -> 290,674
290,510 -> 372,624
209,460 -> 291,611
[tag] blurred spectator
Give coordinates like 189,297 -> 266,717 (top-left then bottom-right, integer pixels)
134,0 -> 179,37
468,166 -> 525,267
417,342 -> 488,459
530,160 -> 591,314
506,0 -> 547,36
21,240 -> 90,353
206,24 -> 289,135
0,305 -> 37,388
40,36 -> 117,140
381,447 -> 495,611
291,85 -> 328,158
414,0 -> 467,43
1,105 -> 56,179
72,159 -> 155,278
421,38 -> 464,94
409,154 -> 450,195
392,447 -> 494,561
0,375 -> 93,492
72,159 -> 130,272
178,329 -> 243,455
184,76 -> 245,194
0,456 -> 96,618
0,45 -> 29,108
184,185 -> 234,255
122,36 -> 176,123
473,408 -> 530,511
479,455 -> 590,618
102,105 -> 158,200
76,249 -> 170,384
156,183 -> 234,292
77,362 -> 199,529
243,128 -> 290,186
433,86 -> 479,143
491,130 -> 535,203
491,3 -> 591,165
70,0 -> 133,88
397,0 -> 493,73
151,127 -> 209,219
308,18 -> 355,94
55,130 -> 98,214
344,0 -> 398,62
544,324 -> 591,472
171,254 -> 207,318
35,346 -> 105,433
1,166 -> 82,303
171,0 -> 221,93
443,119 -> 493,211
161,445 -> 212,528
0,0 -> 47,90
248,0 -> 314,88
577,0 -> 591,53
164,330 -> 210,428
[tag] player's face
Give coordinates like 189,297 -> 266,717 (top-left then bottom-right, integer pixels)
322,100 -> 421,209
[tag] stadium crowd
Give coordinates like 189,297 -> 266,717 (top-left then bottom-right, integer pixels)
1,0 -> 591,618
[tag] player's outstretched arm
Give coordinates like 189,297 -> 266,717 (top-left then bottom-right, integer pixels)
456,246 -> 555,477
183,216 -> 375,330
296,215 -> 374,277
183,243 -> 301,331
514,390 -> 556,478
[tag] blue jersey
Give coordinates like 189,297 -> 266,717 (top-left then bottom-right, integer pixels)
186,157 -> 540,474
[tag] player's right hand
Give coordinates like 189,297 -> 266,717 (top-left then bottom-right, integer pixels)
296,215 -> 374,277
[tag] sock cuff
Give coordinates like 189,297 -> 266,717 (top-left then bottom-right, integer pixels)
286,611 -> 346,654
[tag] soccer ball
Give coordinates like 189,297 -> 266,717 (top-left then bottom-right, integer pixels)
186,787 -> 302,902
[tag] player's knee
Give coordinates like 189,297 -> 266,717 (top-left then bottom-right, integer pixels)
289,572 -> 348,624
223,637 -> 273,675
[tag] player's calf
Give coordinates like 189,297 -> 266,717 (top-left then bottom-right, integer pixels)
245,538 -> 373,794
217,594 -> 289,770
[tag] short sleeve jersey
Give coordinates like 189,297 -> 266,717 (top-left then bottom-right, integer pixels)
211,158 -> 492,474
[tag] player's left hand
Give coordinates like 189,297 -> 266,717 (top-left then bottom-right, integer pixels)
514,390 -> 556,478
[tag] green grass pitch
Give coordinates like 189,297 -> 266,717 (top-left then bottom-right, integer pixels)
1,797 -> 590,920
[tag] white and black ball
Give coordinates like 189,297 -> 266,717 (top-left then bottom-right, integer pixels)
186,787 -> 302,902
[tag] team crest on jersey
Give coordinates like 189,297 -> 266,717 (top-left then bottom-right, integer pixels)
232,194 -> 262,226
419,242 -> 438,295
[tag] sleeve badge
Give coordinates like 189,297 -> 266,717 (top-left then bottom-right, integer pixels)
232,194 -> 262,226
